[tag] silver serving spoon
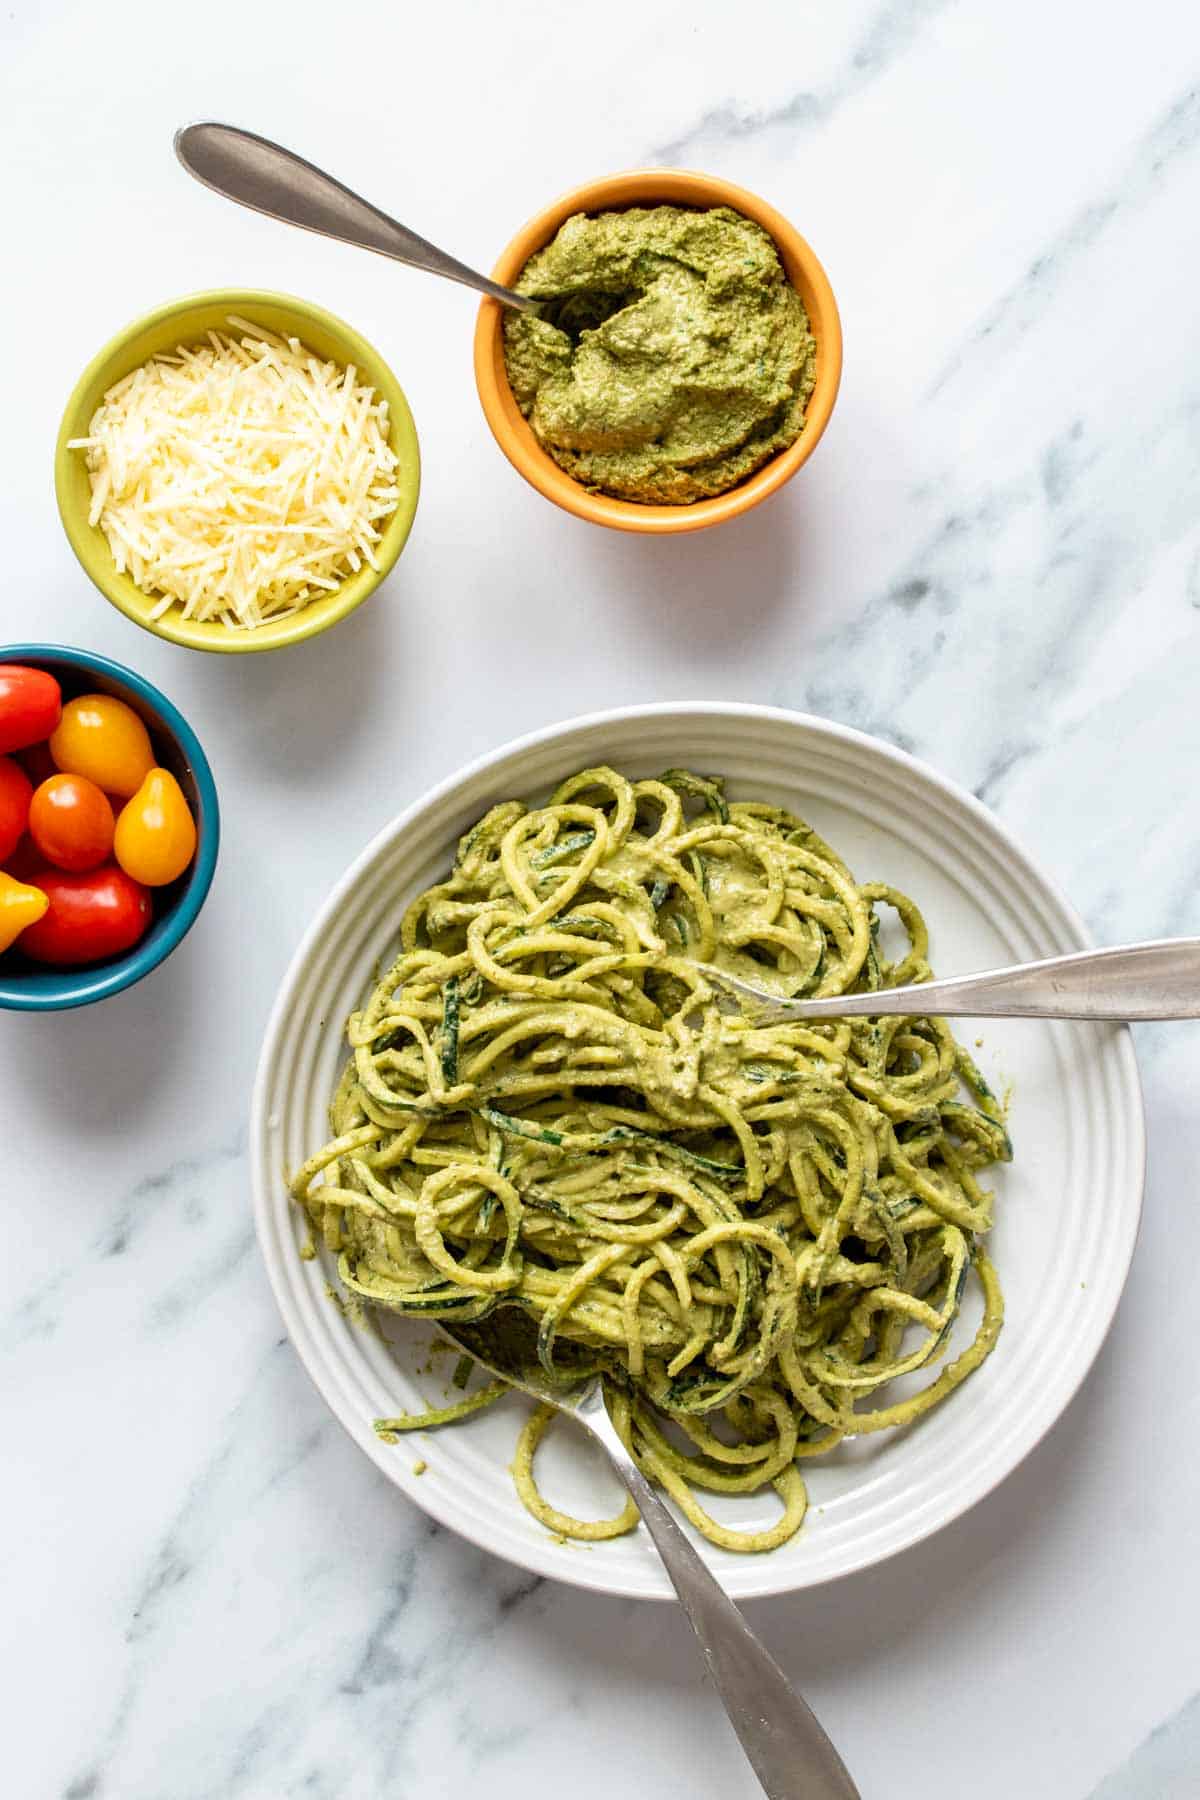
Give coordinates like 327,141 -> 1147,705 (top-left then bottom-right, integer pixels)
174,122 -> 540,314
438,1315 -> 860,1800
698,937 -> 1200,1023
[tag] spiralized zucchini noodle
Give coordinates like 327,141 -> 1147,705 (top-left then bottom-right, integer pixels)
291,766 -> 1010,1554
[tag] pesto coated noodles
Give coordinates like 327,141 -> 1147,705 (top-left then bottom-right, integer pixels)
291,767 -> 1009,1554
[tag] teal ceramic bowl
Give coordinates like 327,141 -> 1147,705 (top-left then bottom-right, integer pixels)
0,645 -> 219,1010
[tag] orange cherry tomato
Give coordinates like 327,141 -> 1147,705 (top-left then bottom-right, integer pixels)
0,869 -> 49,954
50,694 -> 155,799
0,755 -> 33,863
28,774 -> 115,873
114,768 -> 197,887
19,863 -> 151,966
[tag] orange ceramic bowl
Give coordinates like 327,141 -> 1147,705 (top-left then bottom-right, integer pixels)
473,169 -> 842,534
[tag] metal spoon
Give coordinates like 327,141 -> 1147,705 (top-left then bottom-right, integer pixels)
173,122 -> 540,314
438,1314 -> 860,1800
699,937 -> 1200,1023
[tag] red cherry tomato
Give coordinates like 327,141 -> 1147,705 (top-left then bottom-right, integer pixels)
0,755 -> 33,863
17,741 -> 58,787
0,665 -> 62,754
28,774 -> 115,872
19,863 -> 152,966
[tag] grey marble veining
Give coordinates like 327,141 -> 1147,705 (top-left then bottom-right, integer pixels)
930,83 -> 1200,396
649,0 -> 953,161
1090,1694 -> 1200,1798
3,0 -> 1200,1795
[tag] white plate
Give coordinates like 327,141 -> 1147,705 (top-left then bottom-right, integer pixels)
251,704 -> 1145,1600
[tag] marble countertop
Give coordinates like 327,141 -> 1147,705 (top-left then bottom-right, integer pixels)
3,1 -> 1199,1794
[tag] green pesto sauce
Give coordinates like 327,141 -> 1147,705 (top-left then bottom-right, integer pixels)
503,205 -> 816,505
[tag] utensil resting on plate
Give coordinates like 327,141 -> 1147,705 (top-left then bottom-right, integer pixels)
699,938 -> 1200,1023
439,1313 -> 861,1800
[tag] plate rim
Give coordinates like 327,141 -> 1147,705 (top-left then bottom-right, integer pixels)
250,701 -> 1146,1600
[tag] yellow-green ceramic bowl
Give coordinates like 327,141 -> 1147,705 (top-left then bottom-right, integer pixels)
55,289 -> 421,654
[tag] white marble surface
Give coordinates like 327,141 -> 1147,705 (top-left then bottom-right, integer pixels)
2,1 -> 1199,1794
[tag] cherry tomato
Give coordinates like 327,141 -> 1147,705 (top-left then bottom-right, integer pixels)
0,665 -> 62,754
0,869 -> 49,954
28,774 -> 115,872
50,694 -> 155,798
114,767 -> 197,887
0,755 -> 33,863
19,863 -> 151,966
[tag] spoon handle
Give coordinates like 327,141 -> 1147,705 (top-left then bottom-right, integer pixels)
173,122 -> 537,311
583,1403 -> 860,1800
711,938 -> 1200,1022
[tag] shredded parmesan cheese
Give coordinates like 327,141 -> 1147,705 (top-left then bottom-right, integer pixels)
69,317 -> 403,630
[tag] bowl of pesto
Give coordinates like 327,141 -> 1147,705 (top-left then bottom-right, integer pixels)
473,170 -> 842,533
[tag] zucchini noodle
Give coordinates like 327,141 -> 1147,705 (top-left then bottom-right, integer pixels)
291,766 -> 1011,1554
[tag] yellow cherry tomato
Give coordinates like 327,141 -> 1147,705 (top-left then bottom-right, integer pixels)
0,869 -> 49,953
50,694 -> 155,799
113,768 -> 197,887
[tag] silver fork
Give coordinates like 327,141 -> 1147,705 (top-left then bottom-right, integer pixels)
697,938 -> 1200,1022
438,1318 -> 860,1800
